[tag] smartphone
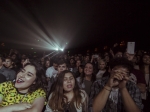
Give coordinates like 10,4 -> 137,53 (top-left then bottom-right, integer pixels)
127,42 -> 135,54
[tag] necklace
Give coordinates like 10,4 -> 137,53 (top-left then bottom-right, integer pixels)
19,93 -> 28,103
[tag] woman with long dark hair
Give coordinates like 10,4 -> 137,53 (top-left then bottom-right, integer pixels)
45,70 -> 88,112
76,62 -> 96,96
139,53 -> 150,112
0,61 -> 47,112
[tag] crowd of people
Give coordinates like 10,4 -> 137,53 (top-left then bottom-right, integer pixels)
0,44 -> 150,112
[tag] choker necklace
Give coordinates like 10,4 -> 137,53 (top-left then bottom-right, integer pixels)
16,89 -> 28,103
19,93 -> 28,103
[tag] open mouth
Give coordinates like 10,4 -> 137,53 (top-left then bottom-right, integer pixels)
16,78 -> 24,83
67,84 -> 72,88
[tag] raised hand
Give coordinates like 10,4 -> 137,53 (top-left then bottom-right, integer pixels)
106,69 -> 129,89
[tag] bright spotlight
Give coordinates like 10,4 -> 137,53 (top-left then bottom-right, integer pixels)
61,48 -> 64,51
55,48 -> 58,51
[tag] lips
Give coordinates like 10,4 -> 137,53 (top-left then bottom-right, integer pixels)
67,84 -> 72,88
16,78 -> 24,83
85,71 -> 92,74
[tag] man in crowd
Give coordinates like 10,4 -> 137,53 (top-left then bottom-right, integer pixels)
82,55 -> 90,65
89,57 -> 143,112
5,57 -> 18,73
46,59 -> 58,82
47,59 -> 68,97
0,56 -> 16,81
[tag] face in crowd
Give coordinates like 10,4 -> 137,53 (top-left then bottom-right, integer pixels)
45,60 -> 50,68
15,65 -> 36,92
79,66 -> 83,74
11,54 -> 17,60
76,60 -> 81,67
115,52 -> 123,58
53,63 -> 58,70
5,58 -> 13,68
63,72 -> 75,92
84,55 -> 90,62
84,63 -> 93,76
142,54 -> 150,65
57,63 -> 67,74
99,60 -> 107,70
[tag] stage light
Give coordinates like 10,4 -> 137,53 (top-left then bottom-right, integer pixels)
61,48 -> 64,51
55,48 -> 58,51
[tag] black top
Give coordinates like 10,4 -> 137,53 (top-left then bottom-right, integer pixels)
63,102 -> 77,112
0,74 -> 6,83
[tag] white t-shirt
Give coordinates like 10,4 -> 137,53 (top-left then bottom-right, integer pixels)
46,66 -> 58,78
108,88 -> 119,112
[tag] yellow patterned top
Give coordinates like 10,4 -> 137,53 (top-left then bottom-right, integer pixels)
0,81 -> 46,107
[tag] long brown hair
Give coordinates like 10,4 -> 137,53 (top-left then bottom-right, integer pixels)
139,53 -> 150,75
15,61 -> 47,93
81,62 -> 96,84
49,70 -> 82,111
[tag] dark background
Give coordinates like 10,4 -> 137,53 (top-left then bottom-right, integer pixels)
0,0 -> 150,55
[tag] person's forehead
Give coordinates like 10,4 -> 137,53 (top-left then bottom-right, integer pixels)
64,73 -> 73,77
59,63 -> 66,66
77,60 -> 81,62
85,63 -> 93,67
6,58 -> 11,61
24,65 -> 36,73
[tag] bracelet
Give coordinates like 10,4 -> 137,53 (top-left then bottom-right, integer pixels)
104,86 -> 112,91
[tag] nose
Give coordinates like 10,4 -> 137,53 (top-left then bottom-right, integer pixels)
20,72 -> 26,77
67,79 -> 71,83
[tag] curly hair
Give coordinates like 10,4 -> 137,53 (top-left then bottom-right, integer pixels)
109,57 -> 133,72
18,61 -> 47,93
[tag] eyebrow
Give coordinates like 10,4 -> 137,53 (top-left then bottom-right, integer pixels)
28,72 -> 34,76
22,68 -> 34,76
